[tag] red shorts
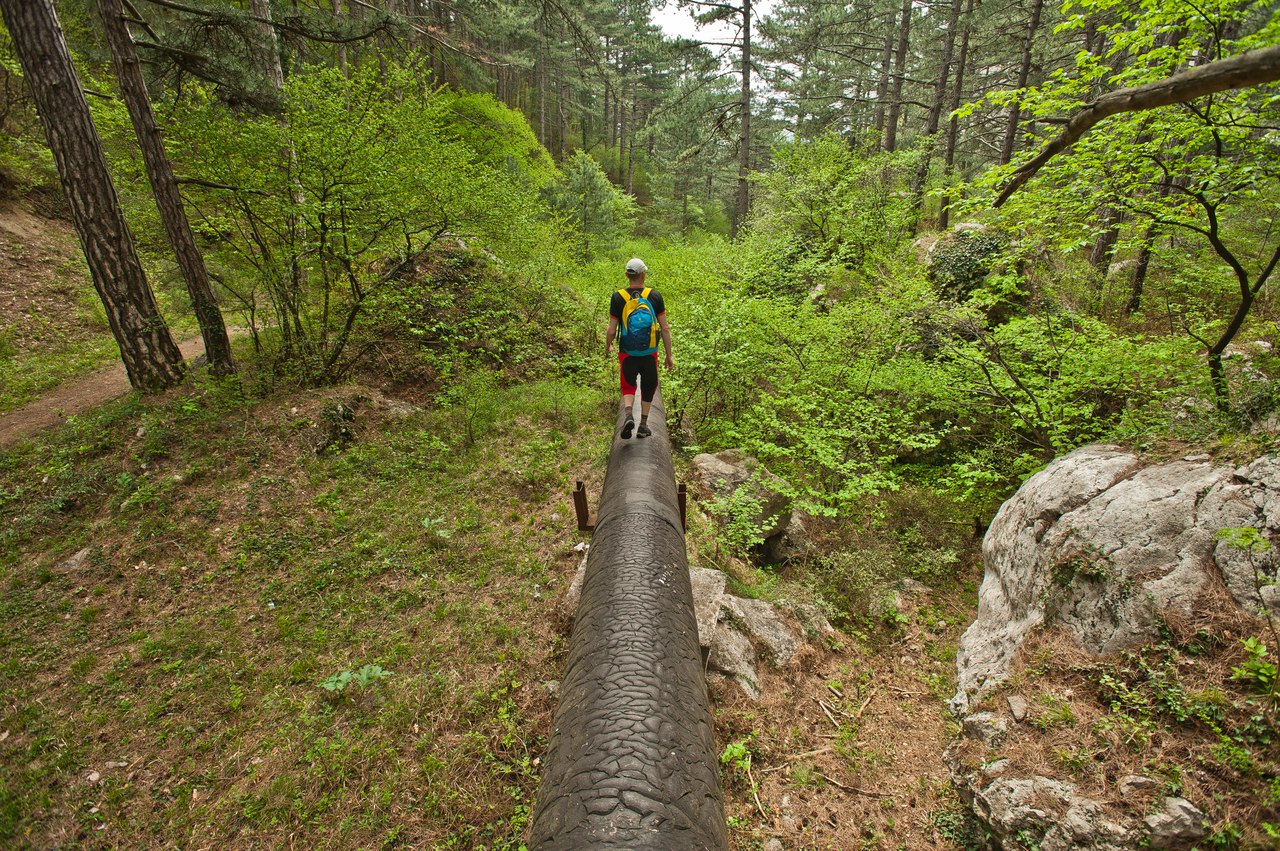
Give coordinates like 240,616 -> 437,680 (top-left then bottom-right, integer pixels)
619,352 -> 659,401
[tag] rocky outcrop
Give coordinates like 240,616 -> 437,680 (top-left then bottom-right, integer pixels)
947,445 -> 1277,849
692,450 -> 815,563
962,773 -> 1132,851
560,556 -> 830,700
692,450 -> 792,540
953,444 -> 1280,713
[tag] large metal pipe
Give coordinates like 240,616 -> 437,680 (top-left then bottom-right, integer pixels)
530,391 -> 727,849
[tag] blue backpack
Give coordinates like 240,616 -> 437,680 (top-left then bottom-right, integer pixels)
618,287 -> 659,356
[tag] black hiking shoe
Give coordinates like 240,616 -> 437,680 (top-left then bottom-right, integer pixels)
620,416 -> 635,439
636,422 -> 652,438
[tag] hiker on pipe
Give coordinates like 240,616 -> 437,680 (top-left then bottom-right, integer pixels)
605,257 -> 674,439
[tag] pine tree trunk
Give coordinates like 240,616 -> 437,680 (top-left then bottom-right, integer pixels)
626,131 -> 635,195
1089,208 -> 1122,271
939,0 -> 975,230
558,79 -> 569,157
605,38 -> 615,153
98,0 -> 235,375
617,78 -> 627,183
872,15 -> 894,142
1001,0 -> 1044,164
732,0 -> 752,237
536,15 -> 546,147
1,0 -> 183,390
910,0 -> 963,219
883,0 -> 912,152
1124,226 -> 1155,315
248,0 -> 285,91
332,0 -> 348,77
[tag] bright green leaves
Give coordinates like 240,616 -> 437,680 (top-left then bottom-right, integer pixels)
661,249 -> 949,514
167,61 -> 564,380
954,0 -> 1280,410
939,303 -> 1196,470
320,664 -> 393,694
542,151 -> 637,258
744,132 -> 922,282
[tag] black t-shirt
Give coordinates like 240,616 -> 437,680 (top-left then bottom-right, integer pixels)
609,285 -> 666,322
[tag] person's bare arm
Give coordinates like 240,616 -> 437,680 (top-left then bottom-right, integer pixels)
658,314 -> 674,370
605,315 -> 618,358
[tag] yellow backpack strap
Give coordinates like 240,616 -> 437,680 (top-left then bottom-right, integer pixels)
640,288 -> 657,347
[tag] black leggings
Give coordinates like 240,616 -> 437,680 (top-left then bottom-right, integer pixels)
620,353 -> 659,402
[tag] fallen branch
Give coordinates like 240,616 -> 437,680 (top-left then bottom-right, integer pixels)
817,773 -> 888,797
885,685 -> 929,697
814,697 -> 841,727
746,761 -> 766,819
854,689 -> 876,720
759,746 -> 835,773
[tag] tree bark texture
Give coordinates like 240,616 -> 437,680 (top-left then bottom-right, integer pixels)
910,0 -> 963,214
98,0 -> 235,375
939,0 -> 975,230
332,0 -> 348,77
872,16 -> 894,140
1088,207 -> 1122,271
0,0 -> 184,390
1124,224 -> 1155,315
248,0 -> 285,90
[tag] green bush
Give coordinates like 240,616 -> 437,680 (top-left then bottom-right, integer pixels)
169,62 -> 565,382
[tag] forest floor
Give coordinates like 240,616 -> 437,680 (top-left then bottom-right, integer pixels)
0,333 -> 213,447
0,201 -> 122,414
0,200 -> 223,445
0,376 -> 981,849
0,202 -> 984,849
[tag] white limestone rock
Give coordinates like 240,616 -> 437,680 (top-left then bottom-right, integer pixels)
688,567 -> 728,648
708,624 -> 759,699
953,445 -> 1280,712
1144,797 -> 1208,848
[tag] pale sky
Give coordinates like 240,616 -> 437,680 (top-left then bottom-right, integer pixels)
650,1 -> 779,45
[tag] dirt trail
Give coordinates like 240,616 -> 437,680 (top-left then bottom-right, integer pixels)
0,335 -> 211,449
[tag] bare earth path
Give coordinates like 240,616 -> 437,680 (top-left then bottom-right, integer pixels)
0,334 -> 210,448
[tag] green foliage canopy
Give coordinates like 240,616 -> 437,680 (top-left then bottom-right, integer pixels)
169,62 -> 564,378
543,151 -> 638,258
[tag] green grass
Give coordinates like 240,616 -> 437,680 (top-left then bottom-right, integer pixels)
0,364 -> 613,847
0,334 -> 120,412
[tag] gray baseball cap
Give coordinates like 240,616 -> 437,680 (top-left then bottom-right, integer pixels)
625,257 -> 647,276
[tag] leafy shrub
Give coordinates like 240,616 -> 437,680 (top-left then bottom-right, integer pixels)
543,151 -> 637,258
807,549 -> 898,628
744,132 -> 921,285
169,62 -> 564,382
928,230 -> 1006,301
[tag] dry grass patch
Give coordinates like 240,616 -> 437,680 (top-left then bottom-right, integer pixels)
0,375 -> 610,848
